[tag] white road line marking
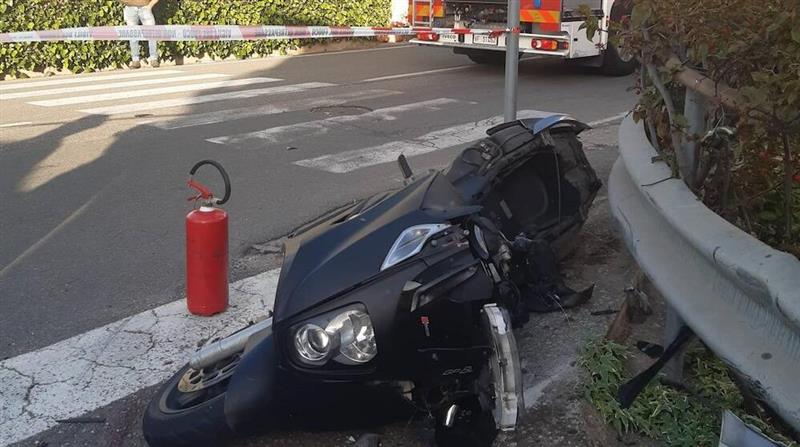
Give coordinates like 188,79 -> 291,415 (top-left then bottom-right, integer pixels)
29,77 -> 282,107
0,121 -> 33,128
149,89 -> 401,130
192,44 -> 414,69
0,269 -> 280,447
207,98 -> 461,147
0,70 -> 184,91
587,112 -> 628,127
294,110 -> 551,173
79,82 -> 335,115
0,73 -> 229,100
360,65 -> 473,83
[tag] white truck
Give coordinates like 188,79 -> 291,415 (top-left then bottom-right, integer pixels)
407,0 -> 636,75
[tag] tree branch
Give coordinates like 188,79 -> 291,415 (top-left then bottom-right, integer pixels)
645,62 -> 688,178
782,132 -> 794,241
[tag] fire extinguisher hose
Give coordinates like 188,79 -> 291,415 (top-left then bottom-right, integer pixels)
189,159 -> 231,205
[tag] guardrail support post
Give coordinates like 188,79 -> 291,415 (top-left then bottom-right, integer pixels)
663,303 -> 688,383
503,0 -> 520,122
680,88 -> 706,188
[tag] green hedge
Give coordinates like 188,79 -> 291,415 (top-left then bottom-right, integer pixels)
621,0 -> 800,256
0,0 -> 390,77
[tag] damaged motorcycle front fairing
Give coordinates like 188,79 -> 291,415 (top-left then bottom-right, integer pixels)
142,116 -> 601,447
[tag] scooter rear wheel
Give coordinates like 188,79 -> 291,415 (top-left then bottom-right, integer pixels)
143,354 -> 241,447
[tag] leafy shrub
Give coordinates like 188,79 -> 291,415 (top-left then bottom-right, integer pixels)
619,0 -> 799,256
580,1 -> 800,255
0,0 -> 390,76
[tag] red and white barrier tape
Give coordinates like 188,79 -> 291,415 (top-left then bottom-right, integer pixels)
0,25 -> 503,43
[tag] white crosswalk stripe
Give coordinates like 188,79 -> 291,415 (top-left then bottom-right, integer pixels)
4,67 -> 572,179
79,82 -> 335,115
207,98 -> 461,147
29,77 -> 283,107
0,73 -> 229,100
148,89 -> 401,130
294,110 -> 551,173
0,270 -> 279,447
0,69 -> 184,91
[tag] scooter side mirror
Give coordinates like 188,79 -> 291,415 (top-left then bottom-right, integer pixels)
397,154 -> 414,185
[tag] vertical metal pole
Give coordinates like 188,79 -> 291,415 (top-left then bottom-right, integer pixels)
681,88 -> 707,188
663,303 -> 687,383
503,0 -> 520,122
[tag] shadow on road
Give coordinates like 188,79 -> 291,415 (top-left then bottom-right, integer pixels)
1,46 -> 634,447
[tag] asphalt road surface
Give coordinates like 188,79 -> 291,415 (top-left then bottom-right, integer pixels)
0,42 -> 635,446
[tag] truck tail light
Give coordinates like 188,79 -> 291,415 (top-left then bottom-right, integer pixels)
532,39 -> 567,51
416,32 -> 440,41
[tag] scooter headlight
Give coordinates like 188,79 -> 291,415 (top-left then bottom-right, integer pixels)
292,305 -> 377,366
381,224 -> 450,270
294,324 -> 331,363
327,309 -> 376,364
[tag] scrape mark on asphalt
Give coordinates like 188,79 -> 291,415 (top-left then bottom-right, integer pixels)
0,269 -> 279,447
523,361 -> 575,409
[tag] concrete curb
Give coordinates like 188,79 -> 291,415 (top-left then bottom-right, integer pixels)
608,116 -> 800,430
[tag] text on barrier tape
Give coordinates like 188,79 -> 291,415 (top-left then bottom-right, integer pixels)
0,25 -> 503,43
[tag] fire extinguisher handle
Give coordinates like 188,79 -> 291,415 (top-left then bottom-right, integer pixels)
189,160 -> 231,205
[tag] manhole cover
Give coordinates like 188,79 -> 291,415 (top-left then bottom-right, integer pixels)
310,105 -> 372,117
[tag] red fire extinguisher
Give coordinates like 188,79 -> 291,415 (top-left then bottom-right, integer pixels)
185,160 -> 231,316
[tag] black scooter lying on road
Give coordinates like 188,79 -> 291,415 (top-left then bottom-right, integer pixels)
143,115 -> 601,447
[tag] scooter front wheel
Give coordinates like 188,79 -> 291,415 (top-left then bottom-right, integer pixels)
143,353 -> 241,447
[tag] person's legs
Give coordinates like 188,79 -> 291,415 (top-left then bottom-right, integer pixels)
123,6 -> 141,66
138,7 -> 159,66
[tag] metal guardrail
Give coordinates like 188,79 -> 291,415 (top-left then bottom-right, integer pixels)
608,116 -> 800,430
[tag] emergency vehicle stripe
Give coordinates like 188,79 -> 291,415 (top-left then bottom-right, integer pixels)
411,5 -> 442,18
521,0 -> 561,10
409,0 -> 444,19
537,22 -> 561,32
433,0 -> 445,17
520,9 -> 561,23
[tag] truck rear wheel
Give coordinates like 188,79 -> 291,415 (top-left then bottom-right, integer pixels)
601,40 -> 637,76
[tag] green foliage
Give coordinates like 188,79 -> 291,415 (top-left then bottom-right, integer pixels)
0,0 -> 390,76
623,0 -> 800,257
580,339 -> 798,447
